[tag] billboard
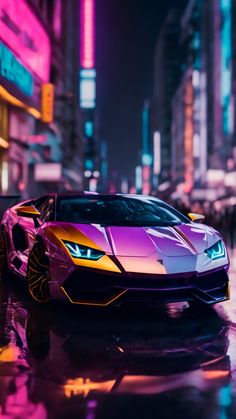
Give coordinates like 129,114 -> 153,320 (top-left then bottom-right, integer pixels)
0,42 -> 33,97
0,0 -> 51,82
34,163 -> 62,182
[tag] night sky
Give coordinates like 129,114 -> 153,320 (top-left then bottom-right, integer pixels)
96,0 -> 187,182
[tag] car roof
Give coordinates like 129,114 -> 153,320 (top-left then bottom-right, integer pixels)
55,191 -> 163,202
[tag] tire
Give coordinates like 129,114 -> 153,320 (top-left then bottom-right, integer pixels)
27,241 -> 52,303
0,229 -> 7,279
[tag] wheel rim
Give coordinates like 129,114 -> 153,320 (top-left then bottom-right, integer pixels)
27,243 -> 51,303
0,231 -> 6,277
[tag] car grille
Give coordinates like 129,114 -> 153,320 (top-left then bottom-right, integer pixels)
194,269 -> 228,291
61,268 -> 228,304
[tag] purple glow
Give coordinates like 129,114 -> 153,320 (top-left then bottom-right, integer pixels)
0,0 -> 51,82
153,131 -> 161,175
80,0 -> 95,68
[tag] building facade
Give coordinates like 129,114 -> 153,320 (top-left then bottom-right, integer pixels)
0,0 -> 50,196
151,9 -> 184,190
0,0 -> 83,198
170,0 -> 236,201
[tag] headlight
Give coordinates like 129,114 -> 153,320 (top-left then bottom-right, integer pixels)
63,240 -> 105,260
204,240 -> 225,260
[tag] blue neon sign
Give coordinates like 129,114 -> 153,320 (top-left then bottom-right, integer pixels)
80,68 -> 96,109
0,42 -> 33,97
142,100 -> 149,155
220,0 -> 232,134
84,121 -> 93,137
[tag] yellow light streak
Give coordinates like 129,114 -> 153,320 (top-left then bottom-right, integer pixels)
203,370 -> 230,379
0,86 -> 41,119
64,377 -> 116,398
0,137 -> 9,149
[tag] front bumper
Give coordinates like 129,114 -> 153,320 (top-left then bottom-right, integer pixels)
60,266 -> 229,306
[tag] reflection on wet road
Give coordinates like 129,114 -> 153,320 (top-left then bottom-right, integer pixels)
0,253 -> 236,418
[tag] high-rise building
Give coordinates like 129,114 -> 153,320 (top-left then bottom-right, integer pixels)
171,0 -> 236,201
171,0 -> 208,199
79,0 -> 98,192
60,0 -> 83,191
151,9 -> 184,188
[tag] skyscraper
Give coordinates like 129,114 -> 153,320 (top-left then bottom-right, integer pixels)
152,9 -> 184,188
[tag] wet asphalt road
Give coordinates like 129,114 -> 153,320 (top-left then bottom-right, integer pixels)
0,252 -> 236,418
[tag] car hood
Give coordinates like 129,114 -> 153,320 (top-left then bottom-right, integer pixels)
51,222 -> 220,257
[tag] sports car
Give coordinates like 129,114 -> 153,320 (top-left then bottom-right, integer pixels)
0,192 -> 230,306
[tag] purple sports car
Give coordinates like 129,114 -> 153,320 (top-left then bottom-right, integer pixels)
0,193 -> 230,306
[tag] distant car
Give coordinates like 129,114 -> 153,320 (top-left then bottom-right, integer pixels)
0,192 -> 230,306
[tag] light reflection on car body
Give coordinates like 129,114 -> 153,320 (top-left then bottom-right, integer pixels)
0,192 -> 230,306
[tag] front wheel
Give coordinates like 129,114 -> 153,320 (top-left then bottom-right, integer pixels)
27,241 -> 52,303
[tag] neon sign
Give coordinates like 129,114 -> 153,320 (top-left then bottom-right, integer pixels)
84,121 -> 93,137
41,83 -> 54,123
80,0 -> 95,68
183,78 -> 194,193
80,69 -> 96,108
153,131 -> 161,175
142,165 -> 151,195
220,0 -> 232,134
0,0 -> 51,82
135,166 -> 142,192
80,19 -> 96,107
142,101 -> 149,154
0,42 -> 33,96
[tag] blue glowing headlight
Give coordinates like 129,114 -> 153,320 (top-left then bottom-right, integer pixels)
63,241 -> 105,260
204,240 -> 225,260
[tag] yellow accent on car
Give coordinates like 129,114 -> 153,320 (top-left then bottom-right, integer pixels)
15,205 -> 40,217
188,212 -> 205,222
60,287 -> 128,306
46,225 -> 121,273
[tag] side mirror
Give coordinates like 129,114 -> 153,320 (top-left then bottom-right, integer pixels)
15,205 -> 40,219
188,212 -> 205,223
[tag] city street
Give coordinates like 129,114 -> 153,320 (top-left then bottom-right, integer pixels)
1,0 -> 236,417
0,248 -> 234,418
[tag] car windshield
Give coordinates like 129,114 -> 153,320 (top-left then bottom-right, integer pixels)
56,196 -> 189,227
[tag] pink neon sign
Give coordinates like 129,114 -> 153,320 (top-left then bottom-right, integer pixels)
81,0 -> 95,68
0,0 -> 51,82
